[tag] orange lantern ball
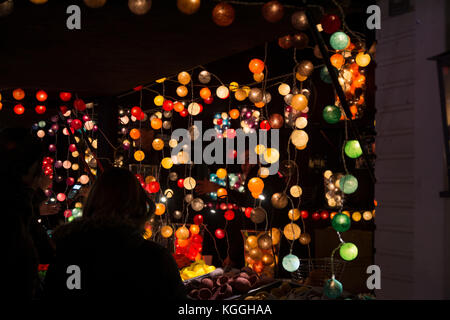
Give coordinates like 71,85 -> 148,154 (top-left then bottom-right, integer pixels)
155,203 -> 166,216
217,188 -> 228,199
178,239 -> 190,247
151,118 -> 162,130
229,108 -> 240,119
248,177 -> 264,194
254,101 -> 265,108
129,128 -> 141,140
353,74 -> 366,88
253,261 -> 264,273
175,226 -> 190,240
176,85 -> 188,97
13,88 -> 25,100
190,224 -> 200,235
152,138 -> 164,150
14,104 -> 25,115
330,53 -> 345,69
199,87 -> 212,99
249,59 -> 265,74
36,90 -> 48,102
174,102 -> 184,112
253,72 -> 264,82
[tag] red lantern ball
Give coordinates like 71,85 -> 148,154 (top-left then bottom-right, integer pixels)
204,96 -> 213,104
135,174 -> 144,182
312,212 -> 321,220
193,214 -> 204,225
215,228 -> 225,239
35,105 -> 46,114
320,210 -> 329,220
219,203 -> 227,211
245,207 -> 253,218
163,100 -> 173,111
177,178 -> 185,188
260,120 -> 271,131
74,99 -> 86,111
60,105 -> 68,114
60,92 -> 72,102
66,177 -> 75,186
14,104 -> 25,115
71,119 -> 83,130
301,210 -> 309,219
148,181 -> 160,193
36,90 -> 48,102
68,144 -> 77,152
131,106 -> 142,117
192,234 -> 203,243
64,209 -> 72,218
180,109 -> 188,117
320,14 -> 341,34
224,210 -> 235,221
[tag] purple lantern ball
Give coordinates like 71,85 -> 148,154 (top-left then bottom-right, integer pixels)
207,202 -> 214,208
49,144 -> 57,152
245,112 -> 252,119
66,177 -> 75,186
123,141 -> 130,150
44,189 -> 52,197
51,115 -> 59,122
234,183 -> 240,189
54,160 -> 63,168
67,119 -> 73,125
120,127 -> 128,135
82,115 -> 90,122
93,125 -> 98,132
51,124 -> 59,131
286,106 -> 293,112
248,122 -> 255,129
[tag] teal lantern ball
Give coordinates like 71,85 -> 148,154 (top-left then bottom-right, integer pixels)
340,242 -> 358,261
339,174 -> 358,194
331,213 -> 351,232
344,140 -> 363,159
282,254 -> 300,272
322,105 -> 341,124
330,31 -> 349,50
324,278 -> 343,299
320,66 -> 332,84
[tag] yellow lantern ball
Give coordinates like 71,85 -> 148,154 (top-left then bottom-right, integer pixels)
356,52 -> 371,67
190,224 -> 200,235
229,82 -> 239,92
288,209 -> 301,221
290,130 -> 309,147
216,168 -> 227,179
161,157 -> 173,169
178,71 -> 191,85
161,225 -> 173,238
278,83 -> 290,96
246,235 -> 258,249
290,185 -> 302,198
155,203 -> 166,216
352,211 -> 362,222
152,138 -> 164,150
363,211 -> 373,221
134,150 -> 145,161
291,94 -> 308,111
263,148 -> 279,164
255,144 -> 266,155
283,223 -> 301,240
164,189 -> 174,198
154,95 -> 164,106
169,139 -> 178,148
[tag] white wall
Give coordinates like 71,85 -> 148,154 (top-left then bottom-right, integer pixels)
375,0 -> 450,299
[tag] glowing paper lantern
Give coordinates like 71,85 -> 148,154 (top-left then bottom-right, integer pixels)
249,59 -> 265,74
248,177 -> 264,194
155,203 -> 166,216
216,168 -> 227,179
288,209 -> 301,221
340,242 -> 358,261
178,71 -> 191,85
13,89 -> 25,100
290,185 -> 302,198
216,86 -> 229,99
161,225 -> 173,238
363,211 -> 373,221
263,148 -> 279,164
356,52 -> 371,67
151,118 -> 162,130
215,228 -> 225,239
129,128 -> 140,140
188,102 -> 201,115
269,228 -> 281,245
344,140 -> 363,158
37,130 -> 45,138
282,254 -> 300,272
152,138 -> 164,151
212,2 -> 235,27
323,105 -> 341,124
324,278 -> 343,299
330,31 -> 349,50
217,188 -> 227,199
35,105 -> 46,114
330,53 -> 345,69
283,223 -> 301,240
161,157 -> 173,169
321,14 -> 341,34
177,0 -> 200,15
339,174 -> 358,194
291,94 -> 308,111
331,213 -> 351,232
83,0 -> 106,8
56,193 -> 66,202
278,83 -> 290,96
14,104 -> 25,115
176,86 -> 188,97
290,130 -> 308,147
79,175 -> 89,184
175,226 -> 190,240
134,150 -> 145,162
184,177 -> 196,190
128,0 -> 152,15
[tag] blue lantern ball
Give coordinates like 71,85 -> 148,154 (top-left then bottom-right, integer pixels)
330,31 -> 349,50
339,174 -> 358,194
282,254 -> 300,272
324,278 -> 343,299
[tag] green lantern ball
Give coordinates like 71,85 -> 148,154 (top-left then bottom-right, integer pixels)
330,31 -> 349,50
320,66 -> 332,84
340,242 -> 358,261
38,121 -> 46,128
344,140 -> 363,159
282,254 -> 300,272
324,278 -> 343,299
323,105 -> 341,124
339,174 -> 358,194
331,213 -> 351,232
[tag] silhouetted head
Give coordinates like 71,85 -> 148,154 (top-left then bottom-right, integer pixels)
83,167 -> 155,229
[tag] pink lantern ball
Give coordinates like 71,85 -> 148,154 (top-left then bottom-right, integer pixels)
48,144 -> 57,152
56,193 -> 66,202
54,160 -> 63,168
64,209 -> 72,218
82,115 -> 90,122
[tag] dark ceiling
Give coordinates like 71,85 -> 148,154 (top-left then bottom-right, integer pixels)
0,0 -> 373,98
